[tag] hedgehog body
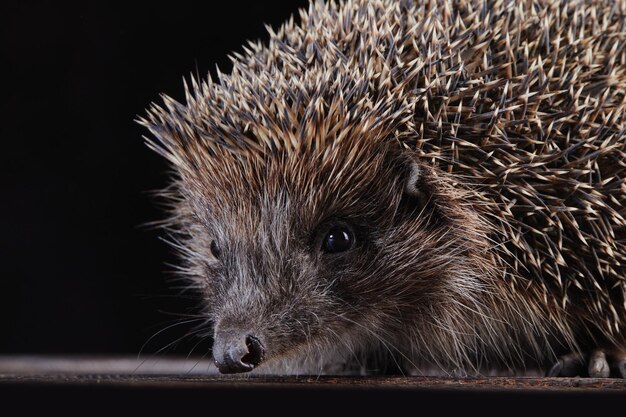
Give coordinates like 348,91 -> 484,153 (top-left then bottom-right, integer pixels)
142,0 -> 626,376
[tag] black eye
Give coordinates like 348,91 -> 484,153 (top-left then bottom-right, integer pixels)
210,240 -> 221,259
322,226 -> 354,253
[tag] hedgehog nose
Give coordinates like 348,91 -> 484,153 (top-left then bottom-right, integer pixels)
212,329 -> 265,374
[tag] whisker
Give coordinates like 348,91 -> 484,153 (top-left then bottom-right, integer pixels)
137,317 -> 207,359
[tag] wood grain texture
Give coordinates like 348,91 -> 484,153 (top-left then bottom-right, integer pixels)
1,356 -> 624,414
0,356 -> 624,391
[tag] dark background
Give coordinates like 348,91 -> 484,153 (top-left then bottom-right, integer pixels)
1,1 -> 308,355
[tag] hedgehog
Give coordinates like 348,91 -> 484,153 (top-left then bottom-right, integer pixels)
140,0 -> 626,377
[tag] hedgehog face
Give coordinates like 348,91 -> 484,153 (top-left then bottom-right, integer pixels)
176,140 -> 493,374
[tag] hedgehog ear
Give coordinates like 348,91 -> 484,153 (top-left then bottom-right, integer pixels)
399,156 -> 430,215
404,158 -> 421,198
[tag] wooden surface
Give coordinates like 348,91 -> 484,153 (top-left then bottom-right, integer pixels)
1,355 -> 625,390
0,356 -> 624,412
3,372 -> 626,391
0,356 -> 626,394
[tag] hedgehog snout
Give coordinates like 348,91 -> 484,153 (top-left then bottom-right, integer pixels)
212,327 -> 265,374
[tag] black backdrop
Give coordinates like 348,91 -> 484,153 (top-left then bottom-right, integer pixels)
1,1 -> 308,355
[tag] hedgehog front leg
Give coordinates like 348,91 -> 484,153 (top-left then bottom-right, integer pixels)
548,349 -> 625,378
588,349 -> 610,378
547,352 -> 585,377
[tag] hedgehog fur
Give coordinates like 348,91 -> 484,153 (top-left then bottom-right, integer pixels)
140,0 -> 626,376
